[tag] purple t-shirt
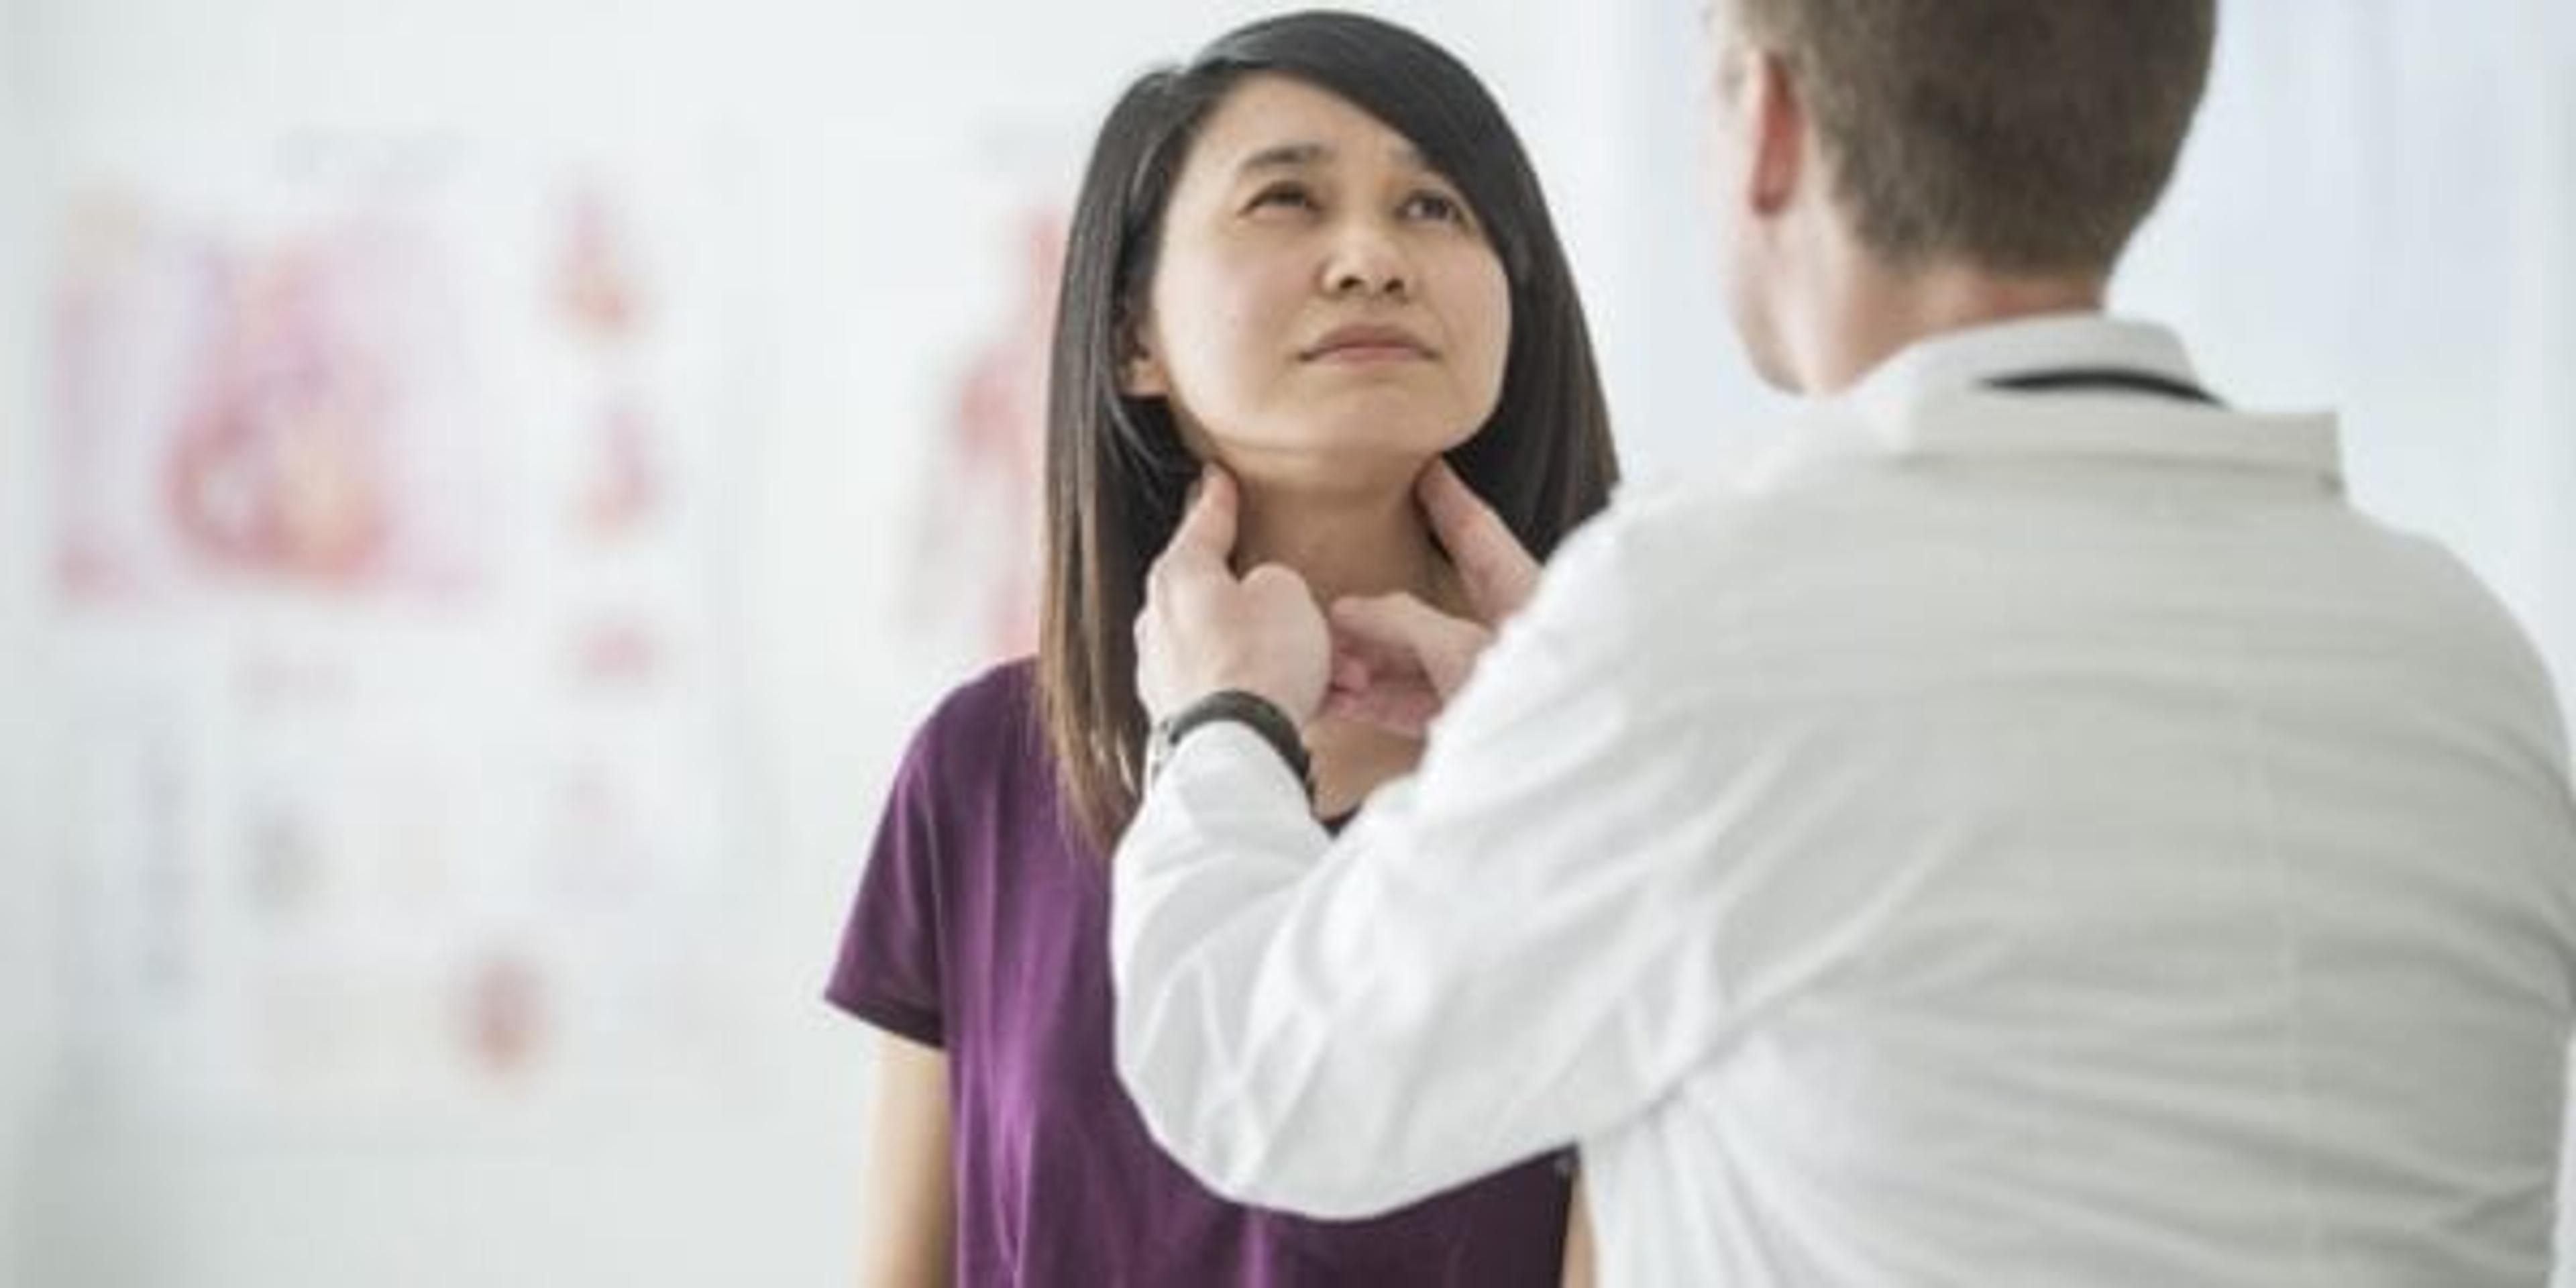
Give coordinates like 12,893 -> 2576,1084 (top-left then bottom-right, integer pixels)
829,660 -> 1573,1286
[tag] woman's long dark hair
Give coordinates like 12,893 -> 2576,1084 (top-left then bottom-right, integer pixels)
1039,9 -> 1621,853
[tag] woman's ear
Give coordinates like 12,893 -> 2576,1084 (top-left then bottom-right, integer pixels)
1119,312 -> 1171,398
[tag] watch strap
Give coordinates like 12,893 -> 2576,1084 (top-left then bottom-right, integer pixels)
1149,689 -> 1313,798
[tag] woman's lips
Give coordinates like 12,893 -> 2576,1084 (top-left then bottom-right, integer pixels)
1301,324 -> 1435,362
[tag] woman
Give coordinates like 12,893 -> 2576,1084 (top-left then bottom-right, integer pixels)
828,11 -> 1619,1284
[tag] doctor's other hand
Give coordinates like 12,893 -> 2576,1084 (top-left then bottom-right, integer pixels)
1322,460 -> 1540,737
1135,466 -> 1332,727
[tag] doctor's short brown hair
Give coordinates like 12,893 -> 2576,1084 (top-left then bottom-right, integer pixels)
1735,0 -> 2216,274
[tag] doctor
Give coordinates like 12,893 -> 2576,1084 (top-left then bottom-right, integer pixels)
1113,1 -> 2576,1284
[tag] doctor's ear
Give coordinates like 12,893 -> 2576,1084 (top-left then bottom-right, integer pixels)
1747,48 -> 1805,217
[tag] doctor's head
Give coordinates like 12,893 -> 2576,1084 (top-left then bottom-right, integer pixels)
1699,0 -> 2217,391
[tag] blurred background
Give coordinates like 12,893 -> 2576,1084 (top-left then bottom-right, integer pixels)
0,0 -> 2570,1283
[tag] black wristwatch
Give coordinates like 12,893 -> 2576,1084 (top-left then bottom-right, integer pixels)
1144,689 -> 1313,798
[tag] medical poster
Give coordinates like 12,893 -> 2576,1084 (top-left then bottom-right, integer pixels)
46,133 -> 755,1126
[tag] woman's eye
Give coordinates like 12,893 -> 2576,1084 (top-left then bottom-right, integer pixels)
1402,191 -> 1470,226
1247,183 -> 1318,213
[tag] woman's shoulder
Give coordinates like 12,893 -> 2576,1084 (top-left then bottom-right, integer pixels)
919,655 -> 1040,738
890,656 -> 1049,802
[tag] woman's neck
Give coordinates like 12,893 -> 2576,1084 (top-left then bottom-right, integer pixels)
1228,471 -> 1462,614
1225,467 -> 1458,809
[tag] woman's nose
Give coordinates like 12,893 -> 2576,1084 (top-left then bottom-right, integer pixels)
1322,219 -> 1411,299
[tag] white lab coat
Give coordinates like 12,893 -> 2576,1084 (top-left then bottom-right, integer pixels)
1112,315 -> 2576,1286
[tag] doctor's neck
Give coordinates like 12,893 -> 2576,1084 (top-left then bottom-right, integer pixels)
1780,248 -> 2110,396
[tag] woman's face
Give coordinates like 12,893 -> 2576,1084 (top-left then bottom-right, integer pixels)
1123,74 -> 1511,486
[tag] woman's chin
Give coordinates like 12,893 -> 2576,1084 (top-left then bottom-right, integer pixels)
1214,445 -> 1445,499
1208,417 -> 1477,480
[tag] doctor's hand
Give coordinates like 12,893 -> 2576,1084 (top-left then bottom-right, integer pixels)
1322,460 -> 1540,738
1135,466 -> 1332,727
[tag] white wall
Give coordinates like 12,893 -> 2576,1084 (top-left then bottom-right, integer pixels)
3,0 -> 53,1279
